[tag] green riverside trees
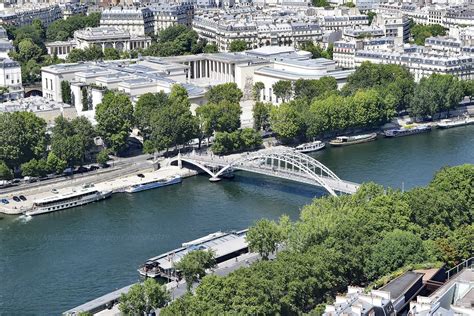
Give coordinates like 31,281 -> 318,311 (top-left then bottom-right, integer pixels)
161,164 -> 473,315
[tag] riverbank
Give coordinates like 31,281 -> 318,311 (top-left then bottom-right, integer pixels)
0,165 -> 198,215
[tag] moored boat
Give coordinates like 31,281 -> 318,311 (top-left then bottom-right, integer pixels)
25,184 -> 112,216
329,133 -> 377,147
295,140 -> 326,153
384,125 -> 431,138
125,175 -> 182,193
436,116 -> 474,129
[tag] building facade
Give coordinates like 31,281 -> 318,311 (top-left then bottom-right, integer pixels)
0,4 -> 62,27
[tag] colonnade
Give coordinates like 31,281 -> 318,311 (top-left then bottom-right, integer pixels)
188,59 -> 234,82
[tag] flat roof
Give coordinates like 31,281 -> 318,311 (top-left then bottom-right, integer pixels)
380,271 -> 424,300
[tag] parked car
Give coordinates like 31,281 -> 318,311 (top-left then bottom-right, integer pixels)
88,165 -> 99,171
74,166 -> 89,174
63,167 -> 74,176
19,195 -> 27,201
12,196 -> 20,202
24,176 -> 38,183
1,198 -> 9,204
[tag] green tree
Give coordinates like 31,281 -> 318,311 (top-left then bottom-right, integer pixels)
253,81 -> 265,101
119,278 -> 170,315
0,112 -> 47,169
61,80 -> 71,104
203,43 -> 218,53
0,160 -> 13,180
10,38 -> 43,63
411,23 -> 447,45
272,80 -> 293,103
46,152 -> 67,174
135,92 -> 169,138
229,40 -> 248,52
463,80 -> 474,102
81,87 -> 89,111
21,158 -> 48,177
270,101 -> 304,142
205,83 -> 243,105
365,230 -> 427,279
312,0 -> 329,6
293,77 -> 337,101
410,74 -> 464,118
367,12 -> 377,26
103,47 -> 120,60
95,91 -> 134,154
174,250 -> 217,292
145,85 -> 197,153
246,218 -> 282,260
67,48 -> 86,63
253,102 -> 272,131
96,149 -> 110,166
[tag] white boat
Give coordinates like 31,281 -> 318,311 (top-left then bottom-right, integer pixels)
25,184 -> 112,216
295,141 -> 326,153
436,116 -> 474,129
384,125 -> 431,137
329,133 -> 378,146
125,175 -> 182,193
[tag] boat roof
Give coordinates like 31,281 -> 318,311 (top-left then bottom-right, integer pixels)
145,230 -> 248,270
34,187 -> 98,203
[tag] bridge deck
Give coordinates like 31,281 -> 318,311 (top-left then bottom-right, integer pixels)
174,153 -> 359,195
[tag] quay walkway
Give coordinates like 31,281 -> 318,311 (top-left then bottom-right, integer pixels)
168,147 -> 359,196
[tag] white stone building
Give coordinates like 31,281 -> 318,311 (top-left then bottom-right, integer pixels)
41,47 -> 354,118
0,58 -> 23,101
192,8 -> 323,51
46,27 -> 152,59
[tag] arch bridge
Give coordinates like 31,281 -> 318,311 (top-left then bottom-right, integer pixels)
168,147 -> 359,196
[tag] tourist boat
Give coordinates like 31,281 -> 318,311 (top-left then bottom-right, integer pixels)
436,116 -> 474,129
384,125 -> 431,138
329,133 -> 377,147
124,175 -> 182,193
295,141 -> 326,153
24,184 -> 112,216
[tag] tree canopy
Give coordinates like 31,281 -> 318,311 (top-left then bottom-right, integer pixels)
95,91 -> 134,154
229,40 -> 248,52
174,250 -> 217,292
161,164 -> 473,315
119,278 -> 170,315
205,83 -> 243,105
0,111 -> 47,169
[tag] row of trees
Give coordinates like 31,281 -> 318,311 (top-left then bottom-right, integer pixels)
94,82 -> 258,156
254,63 -> 468,143
160,164 -> 473,315
0,111 -> 101,178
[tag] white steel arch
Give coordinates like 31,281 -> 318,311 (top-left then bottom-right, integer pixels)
168,147 -> 358,196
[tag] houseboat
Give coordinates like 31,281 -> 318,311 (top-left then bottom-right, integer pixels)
384,125 -> 431,137
124,175 -> 182,193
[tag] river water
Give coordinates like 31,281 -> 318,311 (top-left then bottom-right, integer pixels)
1,126 -> 473,314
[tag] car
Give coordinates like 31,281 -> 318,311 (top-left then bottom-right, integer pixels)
12,196 -> 20,202
88,165 -> 99,171
51,188 -> 58,194
74,166 -> 89,174
137,173 -> 145,178
11,179 -> 21,184
19,195 -> 27,201
1,198 -> 9,204
63,167 -> 74,175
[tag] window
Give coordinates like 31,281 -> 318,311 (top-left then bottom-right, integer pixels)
6,75 -> 8,79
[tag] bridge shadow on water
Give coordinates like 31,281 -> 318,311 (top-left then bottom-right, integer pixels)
222,171 -> 328,199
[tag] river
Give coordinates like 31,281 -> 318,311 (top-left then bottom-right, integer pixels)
1,126 -> 473,314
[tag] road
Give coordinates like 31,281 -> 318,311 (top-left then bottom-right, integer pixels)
1,153 -> 154,195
